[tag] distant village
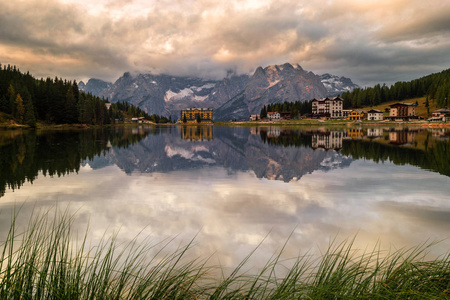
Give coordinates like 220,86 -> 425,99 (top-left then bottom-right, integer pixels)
125,98 -> 450,125
250,97 -> 450,123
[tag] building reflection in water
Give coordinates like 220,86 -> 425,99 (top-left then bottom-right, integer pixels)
346,128 -> 365,139
258,127 -> 434,151
367,128 -> 384,138
430,128 -> 450,141
388,129 -> 420,146
181,126 -> 213,141
311,130 -> 347,150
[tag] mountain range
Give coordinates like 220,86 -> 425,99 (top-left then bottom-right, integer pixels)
79,63 -> 359,121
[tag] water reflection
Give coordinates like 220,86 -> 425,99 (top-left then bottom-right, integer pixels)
1,126 -> 450,195
0,126 -> 449,269
181,125 -> 213,141
0,127 -> 151,197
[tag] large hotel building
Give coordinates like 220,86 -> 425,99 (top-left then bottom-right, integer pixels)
181,107 -> 213,123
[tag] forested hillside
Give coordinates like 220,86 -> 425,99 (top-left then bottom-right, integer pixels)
340,68 -> 450,108
0,64 -> 168,126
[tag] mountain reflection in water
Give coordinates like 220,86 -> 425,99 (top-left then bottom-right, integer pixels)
1,126 -> 450,196
0,125 -> 449,269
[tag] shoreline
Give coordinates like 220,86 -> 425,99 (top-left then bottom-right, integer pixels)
0,122 -> 175,130
2,120 -> 450,130
215,120 -> 450,128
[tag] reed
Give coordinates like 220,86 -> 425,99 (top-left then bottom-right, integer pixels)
0,209 -> 448,299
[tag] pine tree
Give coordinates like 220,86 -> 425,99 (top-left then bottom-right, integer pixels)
0,95 -> 8,113
260,105 -> 267,118
6,84 -> 15,114
65,87 -> 78,123
24,97 -> 36,127
14,94 -> 25,124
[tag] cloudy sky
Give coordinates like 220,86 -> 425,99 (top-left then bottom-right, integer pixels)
1,0 -> 449,85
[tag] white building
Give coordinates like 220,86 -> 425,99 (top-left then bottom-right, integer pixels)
367,109 -> 383,121
430,109 -> 450,122
312,97 -> 344,119
267,112 -> 281,121
250,114 -> 260,121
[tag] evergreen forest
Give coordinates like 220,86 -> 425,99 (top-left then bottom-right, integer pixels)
340,68 -> 450,108
260,100 -> 313,118
0,64 -> 170,126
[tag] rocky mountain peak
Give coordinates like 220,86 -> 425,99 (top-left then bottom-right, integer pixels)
78,78 -> 112,96
253,66 -> 266,77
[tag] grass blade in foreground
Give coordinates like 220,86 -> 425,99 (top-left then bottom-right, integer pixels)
0,209 -> 448,299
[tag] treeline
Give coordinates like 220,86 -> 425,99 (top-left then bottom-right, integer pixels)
110,102 -> 171,123
341,68 -> 450,108
260,100 -> 313,118
0,64 -> 169,126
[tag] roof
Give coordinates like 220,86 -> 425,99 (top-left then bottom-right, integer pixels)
267,112 -> 279,115
367,109 -> 383,113
389,103 -> 416,107
312,96 -> 343,102
182,107 -> 213,111
432,108 -> 450,113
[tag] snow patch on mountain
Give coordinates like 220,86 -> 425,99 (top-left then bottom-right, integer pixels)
195,83 -> 215,91
319,73 -> 359,95
164,88 -> 194,102
194,95 -> 208,101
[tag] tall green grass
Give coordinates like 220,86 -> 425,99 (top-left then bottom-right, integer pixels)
0,209 -> 448,299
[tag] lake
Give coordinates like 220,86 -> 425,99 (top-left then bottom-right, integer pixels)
0,125 -> 449,270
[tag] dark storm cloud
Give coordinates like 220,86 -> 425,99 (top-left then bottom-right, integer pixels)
316,38 -> 450,85
378,5 -> 450,43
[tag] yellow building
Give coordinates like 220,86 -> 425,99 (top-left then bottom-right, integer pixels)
348,110 -> 366,121
181,107 -> 213,123
181,126 -> 213,141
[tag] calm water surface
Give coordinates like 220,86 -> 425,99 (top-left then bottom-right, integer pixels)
0,126 -> 449,268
